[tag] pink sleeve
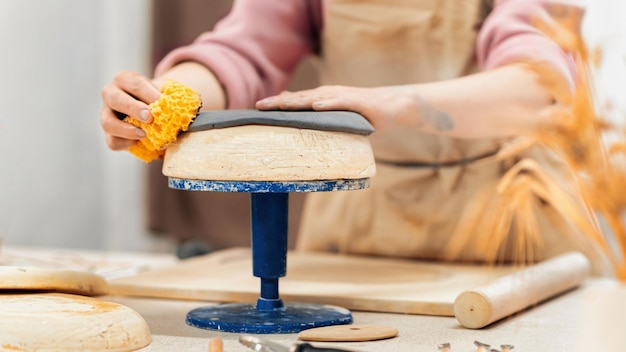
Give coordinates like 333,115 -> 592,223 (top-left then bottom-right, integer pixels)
476,0 -> 577,88
154,0 -> 317,109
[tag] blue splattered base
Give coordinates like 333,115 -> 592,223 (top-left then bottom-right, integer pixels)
168,177 -> 370,193
186,302 -> 353,334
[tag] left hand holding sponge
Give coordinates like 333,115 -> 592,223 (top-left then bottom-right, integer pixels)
124,79 -> 202,162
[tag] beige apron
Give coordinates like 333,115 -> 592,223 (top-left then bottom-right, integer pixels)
296,0 -> 611,274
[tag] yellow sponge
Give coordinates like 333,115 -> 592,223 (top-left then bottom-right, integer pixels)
125,79 -> 202,162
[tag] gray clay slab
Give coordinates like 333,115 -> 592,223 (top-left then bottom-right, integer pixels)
189,110 -> 375,135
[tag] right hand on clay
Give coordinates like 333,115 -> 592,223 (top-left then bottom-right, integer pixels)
100,70 -> 161,151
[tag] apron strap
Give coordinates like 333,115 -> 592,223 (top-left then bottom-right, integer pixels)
376,148 -> 499,168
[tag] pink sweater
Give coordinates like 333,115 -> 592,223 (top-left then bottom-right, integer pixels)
156,0 -> 575,109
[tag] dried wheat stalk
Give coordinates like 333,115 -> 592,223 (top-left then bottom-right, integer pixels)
447,4 -> 626,279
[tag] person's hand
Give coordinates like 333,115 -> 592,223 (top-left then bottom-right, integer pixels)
255,85 -> 454,134
100,71 -> 161,150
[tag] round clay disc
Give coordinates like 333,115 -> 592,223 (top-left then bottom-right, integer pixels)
0,293 -> 151,351
298,324 -> 399,342
0,266 -> 108,296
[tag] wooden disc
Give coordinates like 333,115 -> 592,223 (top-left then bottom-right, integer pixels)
298,324 -> 399,342
163,125 -> 376,182
0,266 -> 108,296
0,293 -> 151,351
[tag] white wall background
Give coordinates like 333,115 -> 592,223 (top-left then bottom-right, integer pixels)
0,0 -> 157,251
582,0 -> 626,126
0,0 -> 623,252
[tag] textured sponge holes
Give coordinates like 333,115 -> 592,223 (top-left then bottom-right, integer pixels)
125,79 -> 202,162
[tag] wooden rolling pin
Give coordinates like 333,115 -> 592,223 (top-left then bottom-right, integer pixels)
454,251 -> 590,329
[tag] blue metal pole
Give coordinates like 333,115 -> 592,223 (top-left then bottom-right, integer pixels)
251,192 -> 288,310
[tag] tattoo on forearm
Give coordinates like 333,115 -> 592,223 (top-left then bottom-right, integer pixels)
388,86 -> 455,133
415,96 -> 454,132
426,107 -> 454,131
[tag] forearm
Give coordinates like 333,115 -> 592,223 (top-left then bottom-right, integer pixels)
390,64 -> 555,139
154,61 -> 227,111
257,63 -> 558,140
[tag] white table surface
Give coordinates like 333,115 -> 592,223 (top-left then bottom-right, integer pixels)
1,245 -> 623,352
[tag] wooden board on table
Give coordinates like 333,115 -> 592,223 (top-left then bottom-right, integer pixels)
0,266 -> 108,296
108,247 -> 519,316
576,281 -> 626,351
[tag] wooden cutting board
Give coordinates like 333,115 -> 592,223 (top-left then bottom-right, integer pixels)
0,293 -> 151,351
0,266 -> 108,296
576,281 -> 626,351
108,247 -> 523,316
